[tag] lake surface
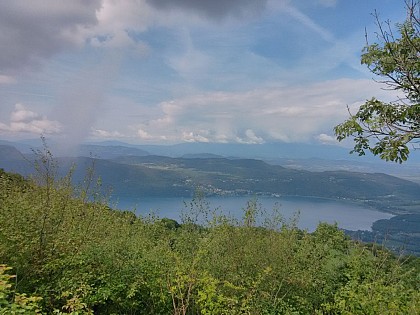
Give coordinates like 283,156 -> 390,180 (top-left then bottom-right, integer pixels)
111,195 -> 393,232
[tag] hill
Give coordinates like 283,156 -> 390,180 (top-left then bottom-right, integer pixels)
1,145 -> 419,214
1,167 -> 419,313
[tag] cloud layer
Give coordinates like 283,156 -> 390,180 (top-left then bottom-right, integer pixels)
0,0 -> 101,74
147,0 -> 268,20
0,1 -> 407,146
0,104 -> 61,135
124,79 -> 397,144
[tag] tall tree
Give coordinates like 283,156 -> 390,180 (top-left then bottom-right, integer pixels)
335,0 -> 420,163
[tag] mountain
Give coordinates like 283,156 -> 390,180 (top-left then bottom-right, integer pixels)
181,153 -> 225,159
346,213 -> 420,256
1,145 -> 419,215
2,143 -> 420,254
0,145 -> 33,175
109,155 -> 420,213
0,140 -> 34,154
79,141 -> 420,183
134,142 -> 361,160
0,145 -> 26,161
7,139 -> 420,163
129,141 -> 420,163
75,144 -> 150,159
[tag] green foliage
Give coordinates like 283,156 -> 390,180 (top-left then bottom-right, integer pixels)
321,247 -> 420,314
1,152 -> 419,314
335,2 -> 420,163
0,264 -> 42,314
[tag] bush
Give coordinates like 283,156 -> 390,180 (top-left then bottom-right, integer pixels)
1,164 -> 419,314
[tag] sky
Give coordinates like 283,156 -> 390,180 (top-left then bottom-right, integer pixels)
0,0 -> 408,149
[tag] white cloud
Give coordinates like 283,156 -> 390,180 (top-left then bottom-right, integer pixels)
0,0 -> 101,74
0,0 -> 318,77
10,104 -> 40,122
241,129 -> 265,144
136,128 -> 168,141
86,0 -> 156,52
137,129 -> 152,140
316,133 -> 337,144
122,78 -> 396,144
0,0 -> 160,76
167,29 -> 211,80
0,104 -> 61,135
0,0 -> 404,148
182,131 -> 210,143
282,4 -> 334,42
91,128 -> 125,138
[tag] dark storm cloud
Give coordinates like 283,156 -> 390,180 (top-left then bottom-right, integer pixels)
146,0 -> 268,20
0,0 -> 101,74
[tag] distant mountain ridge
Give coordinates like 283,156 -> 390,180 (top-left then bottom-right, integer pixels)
9,138 -> 420,162
0,145 -> 25,160
5,139 -> 420,182
76,144 -> 150,159
1,144 -> 419,215
181,153 -> 225,159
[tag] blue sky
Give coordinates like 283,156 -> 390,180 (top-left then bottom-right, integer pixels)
0,0 -> 407,148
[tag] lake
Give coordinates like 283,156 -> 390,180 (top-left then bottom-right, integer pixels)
111,195 -> 394,232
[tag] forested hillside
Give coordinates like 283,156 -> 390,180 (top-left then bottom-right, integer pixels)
1,167 -> 419,314
2,144 -> 420,215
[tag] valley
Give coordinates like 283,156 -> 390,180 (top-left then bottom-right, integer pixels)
1,142 -> 420,255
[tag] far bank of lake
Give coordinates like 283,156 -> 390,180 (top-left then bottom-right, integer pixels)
111,195 -> 393,232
